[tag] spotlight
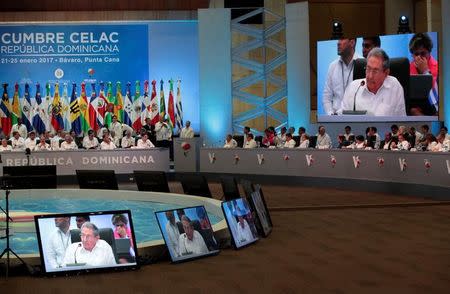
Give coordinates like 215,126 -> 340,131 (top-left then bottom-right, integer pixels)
331,21 -> 343,40
397,15 -> 411,34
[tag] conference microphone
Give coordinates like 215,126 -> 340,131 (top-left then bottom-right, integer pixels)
353,80 -> 365,112
74,243 -> 82,264
25,148 -> 31,155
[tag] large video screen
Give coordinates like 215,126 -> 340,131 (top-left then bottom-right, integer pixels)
317,32 -> 439,122
35,210 -> 138,274
155,206 -> 220,263
222,198 -> 259,249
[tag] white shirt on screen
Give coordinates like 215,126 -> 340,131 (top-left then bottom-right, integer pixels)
63,240 -> 116,267
235,219 -> 254,245
322,54 -> 359,115
46,229 -> 71,269
340,77 -> 406,116
165,222 -> 180,257
178,230 -> 208,256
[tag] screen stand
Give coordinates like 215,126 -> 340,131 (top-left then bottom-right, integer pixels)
0,186 -> 32,278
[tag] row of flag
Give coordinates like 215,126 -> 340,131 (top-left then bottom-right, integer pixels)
0,80 -> 184,137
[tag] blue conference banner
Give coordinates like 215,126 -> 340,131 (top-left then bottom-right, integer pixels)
0,23 -> 150,87
0,21 -> 200,133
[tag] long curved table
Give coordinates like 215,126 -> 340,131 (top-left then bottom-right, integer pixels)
199,148 -> 450,195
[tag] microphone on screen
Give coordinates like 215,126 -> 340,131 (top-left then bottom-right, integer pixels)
353,80 -> 365,112
74,243 -> 82,264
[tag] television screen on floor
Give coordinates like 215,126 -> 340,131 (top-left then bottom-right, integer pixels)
316,32 -> 439,122
155,206 -> 220,263
34,210 -> 139,275
250,187 -> 272,237
222,198 -> 259,249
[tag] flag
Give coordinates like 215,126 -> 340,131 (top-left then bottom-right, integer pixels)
78,82 -> 90,134
141,80 -> 150,125
70,83 -> 82,135
89,83 -> 99,132
21,83 -> 33,132
61,83 -> 71,132
32,83 -> 46,135
104,81 -> 115,127
50,83 -> 64,132
149,80 -> 159,125
159,79 -> 166,119
123,82 -> 133,127
132,80 -> 143,132
175,79 -> 184,131
115,81 -> 124,122
429,78 -> 439,112
0,83 -> 12,136
96,81 -> 108,128
167,79 -> 175,129
11,83 -> 21,125
42,83 -> 52,131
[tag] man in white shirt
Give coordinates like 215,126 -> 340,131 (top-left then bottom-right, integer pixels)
315,126 -> 332,149
51,130 -> 64,150
322,38 -> 359,115
11,118 -> 28,139
10,131 -> 25,151
35,134 -> 51,151
297,134 -> 310,149
178,216 -> 208,256
340,48 -> 406,116
235,215 -> 254,245
109,115 -> 133,142
243,133 -> 257,149
121,130 -> 135,148
343,126 -> 354,141
277,127 -> 287,147
0,138 -> 12,152
392,134 -> 410,151
60,134 -> 78,150
283,133 -> 296,148
164,211 -> 180,257
154,116 -> 172,147
100,135 -> 116,150
224,134 -> 237,148
24,131 -> 38,150
180,120 -> 194,139
136,134 -> 155,149
82,130 -> 99,149
63,222 -> 116,267
46,217 -> 71,269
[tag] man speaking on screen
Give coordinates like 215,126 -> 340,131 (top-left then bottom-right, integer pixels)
340,47 -> 406,116
63,222 -> 116,267
178,216 -> 208,256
